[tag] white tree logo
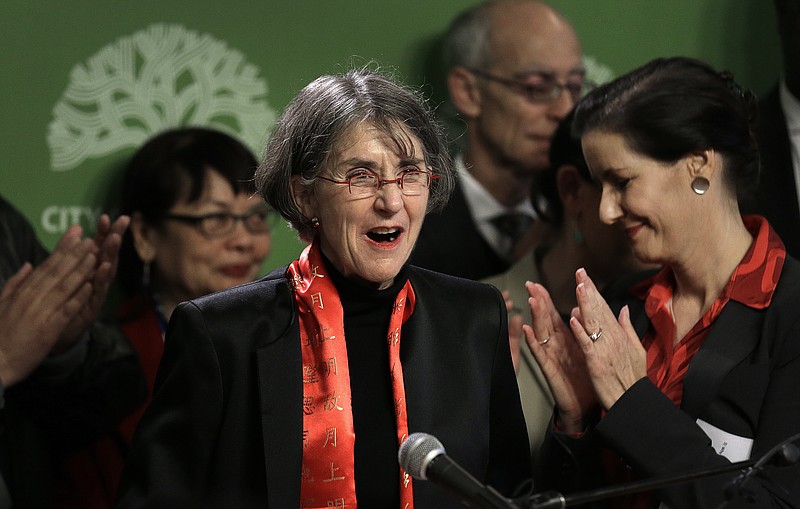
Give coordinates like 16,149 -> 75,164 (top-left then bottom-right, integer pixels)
47,23 -> 275,171
583,55 -> 615,87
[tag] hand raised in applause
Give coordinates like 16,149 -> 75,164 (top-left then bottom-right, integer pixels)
57,214 -> 129,351
523,280 -> 595,433
570,268 -> 646,412
0,215 -> 129,388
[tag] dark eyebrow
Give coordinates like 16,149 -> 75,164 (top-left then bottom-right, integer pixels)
597,167 -> 628,181
338,158 -> 377,169
515,67 -> 586,80
398,156 -> 426,167
197,199 -> 234,211
200,200 -> 269,213
337,156 -> 425,170
514,69 -> 554,80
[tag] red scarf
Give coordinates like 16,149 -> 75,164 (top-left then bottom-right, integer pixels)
287,241 -> 416,509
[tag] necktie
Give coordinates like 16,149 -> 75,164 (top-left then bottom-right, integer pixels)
490,212 -> 532,243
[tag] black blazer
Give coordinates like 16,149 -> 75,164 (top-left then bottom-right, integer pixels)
116,265 -> 530,508
410,182 -> 510,280
750,85 -> 800,258
543,258 -> 800,508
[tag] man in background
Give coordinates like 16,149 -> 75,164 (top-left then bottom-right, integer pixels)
750,0 -> 800,257
411,0 -> 584,279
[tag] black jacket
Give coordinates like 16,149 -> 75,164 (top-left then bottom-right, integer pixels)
542,259 -> 800,508
117,264 -> 531,508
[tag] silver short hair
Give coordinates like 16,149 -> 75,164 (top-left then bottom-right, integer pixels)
255,67 -> 455,242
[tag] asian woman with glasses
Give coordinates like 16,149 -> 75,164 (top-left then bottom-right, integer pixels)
61,126 -> 273,508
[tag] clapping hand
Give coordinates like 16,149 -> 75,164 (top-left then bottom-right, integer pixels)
523,280 -> 595,433
0,215 -> 129,387
569,268 -> 646,411
57,214 -> 129,351
524,269 -> 647,433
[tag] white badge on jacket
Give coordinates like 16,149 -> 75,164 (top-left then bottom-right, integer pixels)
657,419 -> 753,509
696,418 -> 754,462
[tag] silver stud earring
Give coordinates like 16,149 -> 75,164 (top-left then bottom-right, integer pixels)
311,217 -> 320,228
691,177 -> 710,195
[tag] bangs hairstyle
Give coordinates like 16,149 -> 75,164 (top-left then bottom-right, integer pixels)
256,67 -> 455,241
121,127 -> 259,224
118,127 -> 259,295
572,57 -> 760,198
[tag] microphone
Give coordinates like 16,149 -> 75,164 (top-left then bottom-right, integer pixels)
398,432 -> 518,509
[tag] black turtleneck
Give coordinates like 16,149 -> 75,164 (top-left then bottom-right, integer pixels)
324,256 -> 409,508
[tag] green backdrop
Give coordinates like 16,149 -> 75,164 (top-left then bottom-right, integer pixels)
1,0 -> 781,273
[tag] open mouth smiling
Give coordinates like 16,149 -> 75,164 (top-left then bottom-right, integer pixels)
367,227 -> 401,243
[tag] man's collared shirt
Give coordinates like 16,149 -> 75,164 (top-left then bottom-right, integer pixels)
456,154 -> 536,260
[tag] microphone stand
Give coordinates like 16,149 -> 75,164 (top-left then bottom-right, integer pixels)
520,459 -> 755,509
520,432 -> 800,509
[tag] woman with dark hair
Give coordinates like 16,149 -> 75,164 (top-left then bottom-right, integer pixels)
497,111 -> 651,323
116,126 -> 272,439
116,68 -> 529,508
484,111 -> 651,481
525,57 -> 800,508
61,127 -> 272,509
118,127 -> 272,309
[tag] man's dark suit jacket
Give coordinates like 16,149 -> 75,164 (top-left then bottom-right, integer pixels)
751,85 -> 800,258
116,265 -> 531,508
410,182 -> 510,280
542,257 -> 800,508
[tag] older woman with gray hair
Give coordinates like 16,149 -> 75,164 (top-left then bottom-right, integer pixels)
116,67 -> 530,509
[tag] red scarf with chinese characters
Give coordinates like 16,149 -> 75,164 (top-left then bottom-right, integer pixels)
287,241 -> 416,509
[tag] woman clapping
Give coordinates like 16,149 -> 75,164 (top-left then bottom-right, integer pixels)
526,57 -> 800,508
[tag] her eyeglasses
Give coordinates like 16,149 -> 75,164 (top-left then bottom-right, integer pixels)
468,68 -> 594,103
316,169 -> 438,196
163,207 -> 273,238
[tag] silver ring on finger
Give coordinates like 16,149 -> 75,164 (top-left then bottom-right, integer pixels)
537,336 -> 551,345
588,328 -> 604,342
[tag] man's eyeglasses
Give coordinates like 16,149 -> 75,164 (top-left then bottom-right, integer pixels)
316,169 -> 438,196
163,207 -> 273,238
468,68 -> 594,103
